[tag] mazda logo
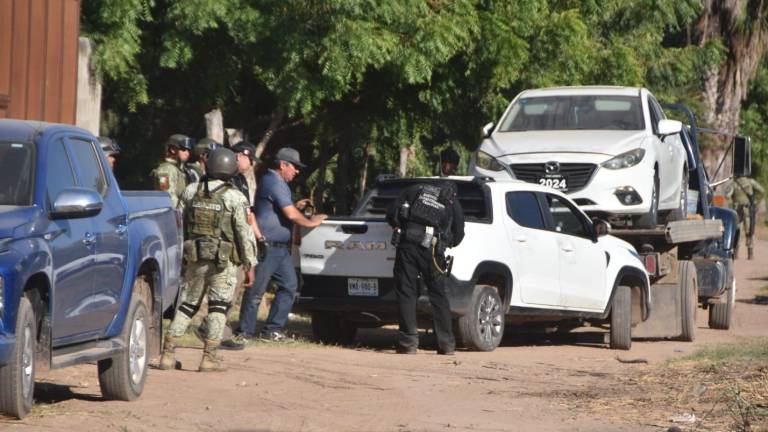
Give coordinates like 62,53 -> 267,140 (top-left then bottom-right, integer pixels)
544,161 -> 560,174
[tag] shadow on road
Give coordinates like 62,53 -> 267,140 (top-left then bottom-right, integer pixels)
737,295 -> 768,305
33,382 -> 102,404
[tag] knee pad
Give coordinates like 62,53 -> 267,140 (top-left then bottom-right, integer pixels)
178,302 -> 201,318
208,300 -> 231,316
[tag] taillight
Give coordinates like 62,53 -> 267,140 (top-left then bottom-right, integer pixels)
644,254 -> 657,275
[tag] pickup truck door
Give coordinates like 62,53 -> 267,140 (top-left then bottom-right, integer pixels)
541,194 -> 606,310
44,138 -> 100,341
503,191 -> 560,306
66,137 -> 129,330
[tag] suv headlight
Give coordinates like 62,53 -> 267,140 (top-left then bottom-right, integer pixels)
474,150 -> 505,172
601,148 -> 646,170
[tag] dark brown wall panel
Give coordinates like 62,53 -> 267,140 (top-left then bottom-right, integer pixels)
9,0 -> 30,119
0,0 -> 12,102
43,0 -> 64,122
3,0 -> 80,123
59,0 -> 79,124
26,0 -> 47,120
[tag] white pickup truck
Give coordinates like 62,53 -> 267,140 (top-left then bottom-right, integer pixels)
296,177 -> 651,351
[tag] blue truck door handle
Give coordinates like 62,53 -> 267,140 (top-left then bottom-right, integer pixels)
116,224 -> 128,236
83,232 -> 96,246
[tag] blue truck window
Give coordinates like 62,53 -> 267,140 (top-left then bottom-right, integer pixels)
68,138 -> 107,196
46,139 -> 76,206
0,141 -> 34,206
506,191 -> 545,229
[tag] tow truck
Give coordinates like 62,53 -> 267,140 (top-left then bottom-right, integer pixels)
615,105 -> 749,339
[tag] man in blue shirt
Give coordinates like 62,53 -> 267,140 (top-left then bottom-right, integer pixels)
230,147 -> 326,343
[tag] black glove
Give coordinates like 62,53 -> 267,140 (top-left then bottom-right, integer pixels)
257,238 -> 267,262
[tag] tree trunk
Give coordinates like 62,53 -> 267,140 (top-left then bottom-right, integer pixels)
255,108 -> 284,158
398,145 -> 416,177
204,109 -> 224,143
335,147 -> 350,214
358,142 -> 373,199
696,1 -> 768,134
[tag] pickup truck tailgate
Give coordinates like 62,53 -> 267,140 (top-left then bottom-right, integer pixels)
300,219 -> 395,278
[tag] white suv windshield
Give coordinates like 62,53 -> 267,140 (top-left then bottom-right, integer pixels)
498,95 -> 645,132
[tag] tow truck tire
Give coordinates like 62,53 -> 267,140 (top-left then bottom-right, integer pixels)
609,285 -> 632,350
709,279 -> 735,330
311,312 -> 357,345
457,285 -> 504,352
679,261 -> 698,342
98,280 -> 150,401
0,297 -> 36,419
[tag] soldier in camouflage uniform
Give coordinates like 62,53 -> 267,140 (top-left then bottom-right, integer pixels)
151,134 -> 194,208
159,147 -> 257,372
187,137 -> 222,184
725,173 -> 765,260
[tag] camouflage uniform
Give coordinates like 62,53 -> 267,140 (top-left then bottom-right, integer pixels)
151,158 -> 188,208
725,176 -> 765,259
161,179 -> 257,371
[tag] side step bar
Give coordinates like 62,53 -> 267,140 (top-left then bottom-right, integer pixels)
51,338 -> 125,369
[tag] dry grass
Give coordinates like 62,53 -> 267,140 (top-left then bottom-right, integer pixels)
560,338 -> 768,431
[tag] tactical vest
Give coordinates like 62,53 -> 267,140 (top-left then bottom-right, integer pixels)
185,182 -> 241,265
407,183 -> 455,229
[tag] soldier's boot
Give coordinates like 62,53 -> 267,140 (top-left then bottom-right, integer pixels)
199,339 -> 227,372
159,335 -> 180,370
748,247 -> 754,260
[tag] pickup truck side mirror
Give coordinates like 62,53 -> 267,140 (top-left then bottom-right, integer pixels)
51,188 -> 103,219
733,135 -> 751,177
481,122 -> 495,138
657,119 -> 683,138
592,218 -> 611,240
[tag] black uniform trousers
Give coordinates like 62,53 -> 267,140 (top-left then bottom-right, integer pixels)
393,242 -> 454,353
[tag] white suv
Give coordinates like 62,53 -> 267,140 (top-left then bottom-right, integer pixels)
469,86 -> 689,228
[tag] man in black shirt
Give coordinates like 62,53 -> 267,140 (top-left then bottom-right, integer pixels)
386,181 -> 465,355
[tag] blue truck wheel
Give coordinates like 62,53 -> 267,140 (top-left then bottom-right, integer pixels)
0,297 -> 36,419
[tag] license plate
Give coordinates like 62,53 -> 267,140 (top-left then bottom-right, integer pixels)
348,278 -> 378,296
539,176 -> 567,190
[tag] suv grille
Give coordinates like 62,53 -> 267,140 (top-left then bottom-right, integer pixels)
510,163 -> 597,192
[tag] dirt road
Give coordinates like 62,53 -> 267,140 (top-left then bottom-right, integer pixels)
4,239 -> 768,432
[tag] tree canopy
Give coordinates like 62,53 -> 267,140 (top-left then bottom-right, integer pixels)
82,0 -> 765,213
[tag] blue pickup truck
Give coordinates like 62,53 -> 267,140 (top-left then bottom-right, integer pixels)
0,119 -> 182,419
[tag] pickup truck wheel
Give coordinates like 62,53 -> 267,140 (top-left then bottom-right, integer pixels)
708,279 -> 735,330
679,260 -> 698,342
0,297 -> 36,419
609,285 -> 632,350
457,285 -> 504,352
635,174 -> 659,228
311,312 -> 357,345
98,283 -> 150,401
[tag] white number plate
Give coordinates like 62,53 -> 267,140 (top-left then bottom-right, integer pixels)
539,176 -> 567,190
348,278 -> 379,296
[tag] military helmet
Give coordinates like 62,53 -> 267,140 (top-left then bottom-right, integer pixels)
206,147 -> 238,180
98,136 -> 121,156
195,137 -> 222,158
167,134 -> 194,151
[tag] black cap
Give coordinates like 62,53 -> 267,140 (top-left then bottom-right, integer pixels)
440,148 -> 460,165
232,141 -> 259,162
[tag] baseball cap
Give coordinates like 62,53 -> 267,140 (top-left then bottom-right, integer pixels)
275,147 -> 306,169
231,141 -> 259,162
